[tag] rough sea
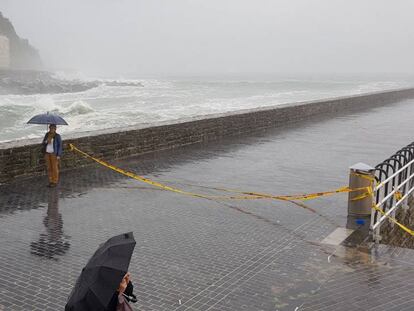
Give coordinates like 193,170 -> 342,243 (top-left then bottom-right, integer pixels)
1,74 -> 413,142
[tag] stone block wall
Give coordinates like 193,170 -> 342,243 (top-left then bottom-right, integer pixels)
380,195 -> 414,247
1,88 -> 414,184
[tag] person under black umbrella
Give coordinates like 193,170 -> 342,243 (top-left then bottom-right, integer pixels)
65,232 -> 137,311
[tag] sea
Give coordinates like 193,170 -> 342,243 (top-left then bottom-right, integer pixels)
1,73 -> 414,143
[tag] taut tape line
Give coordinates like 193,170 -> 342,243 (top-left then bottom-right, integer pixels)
69,144 -> 369,202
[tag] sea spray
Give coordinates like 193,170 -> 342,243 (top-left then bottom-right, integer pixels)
1,76 -> 413,142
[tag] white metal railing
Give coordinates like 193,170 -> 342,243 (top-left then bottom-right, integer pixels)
371,158 -> 414,241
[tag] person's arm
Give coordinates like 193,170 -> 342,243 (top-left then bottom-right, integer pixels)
42,133 -> 48,145
56,134 -> 63,158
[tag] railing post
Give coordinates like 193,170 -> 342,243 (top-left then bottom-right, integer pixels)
347,163 -> 376,238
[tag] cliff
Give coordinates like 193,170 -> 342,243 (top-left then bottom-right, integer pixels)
0,11 -> 42,70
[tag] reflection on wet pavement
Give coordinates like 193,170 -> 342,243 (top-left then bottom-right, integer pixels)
30,188 -> 70,259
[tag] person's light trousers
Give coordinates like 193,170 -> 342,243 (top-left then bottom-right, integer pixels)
45,153 -> 59,184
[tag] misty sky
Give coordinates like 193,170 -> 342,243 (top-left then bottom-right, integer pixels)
2,0 -> 414,77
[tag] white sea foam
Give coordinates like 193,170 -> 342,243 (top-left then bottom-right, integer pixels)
1,76 -> 413,142
61,100 -> 95,116
51,70 -> 95,82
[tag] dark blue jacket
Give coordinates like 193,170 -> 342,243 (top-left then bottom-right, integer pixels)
42,133 -> 63,157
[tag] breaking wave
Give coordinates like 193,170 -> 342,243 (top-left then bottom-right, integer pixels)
1,75 -> 413,142
60,100 -> 95,116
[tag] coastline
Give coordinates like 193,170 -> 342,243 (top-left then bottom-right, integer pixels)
1,86 -> 414,183
1,86 -> 413,149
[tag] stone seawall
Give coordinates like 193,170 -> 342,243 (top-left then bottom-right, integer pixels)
380,195 -> 414,248
1,88 -> 414,184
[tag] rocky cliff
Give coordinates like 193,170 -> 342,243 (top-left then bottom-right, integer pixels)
0,11 -> 42,70
0,69 -> 144,95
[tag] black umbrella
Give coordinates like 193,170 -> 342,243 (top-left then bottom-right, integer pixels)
65,232 -> 136,311
27,112 -> 68,126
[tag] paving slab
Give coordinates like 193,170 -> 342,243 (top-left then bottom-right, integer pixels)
2,99 -> 414,310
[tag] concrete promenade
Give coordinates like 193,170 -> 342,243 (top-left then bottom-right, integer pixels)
2,98 -> 414,310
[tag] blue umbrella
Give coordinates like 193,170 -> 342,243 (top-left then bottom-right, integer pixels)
27,112 -> 69,125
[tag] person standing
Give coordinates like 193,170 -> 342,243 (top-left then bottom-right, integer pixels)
42,124 -> 62,187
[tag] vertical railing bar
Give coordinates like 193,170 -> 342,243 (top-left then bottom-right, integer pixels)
371,147 -> 414,241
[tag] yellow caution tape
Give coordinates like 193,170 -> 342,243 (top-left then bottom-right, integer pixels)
68,144 -> 414,239
70,144 -> 414,236
69,144 -> 371,203
350,186 -> 374,202
371,203 -> 414,236
169,182 -> 367,201
351,172 -> 377,185
350,192 -> 370,202
213,186 -> 363,201
69,144 -> 260,201
394,189 -> 403,202
349,172 -> 414,237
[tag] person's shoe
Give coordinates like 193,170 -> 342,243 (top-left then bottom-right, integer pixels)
47,183 -> 53,187
50,183 -> 57,188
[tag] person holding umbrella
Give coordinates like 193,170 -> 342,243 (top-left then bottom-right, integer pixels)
27,112 -> 68,187
42,124 -> 63,187
107,272 -> 137,311
65,232 -> 138,311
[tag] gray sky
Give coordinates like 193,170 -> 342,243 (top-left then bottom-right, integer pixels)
2,0 -> 414,77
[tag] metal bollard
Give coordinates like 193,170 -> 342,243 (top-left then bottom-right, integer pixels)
348,162 -> 375,217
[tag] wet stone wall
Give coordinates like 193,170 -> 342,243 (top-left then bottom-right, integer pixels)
1,88 -> 414,184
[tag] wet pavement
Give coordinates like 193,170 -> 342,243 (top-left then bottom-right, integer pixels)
2,99 -> 414,310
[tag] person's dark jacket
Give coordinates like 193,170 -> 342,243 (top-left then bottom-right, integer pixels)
42,133 -> 63,157
106,281 -> 136,311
